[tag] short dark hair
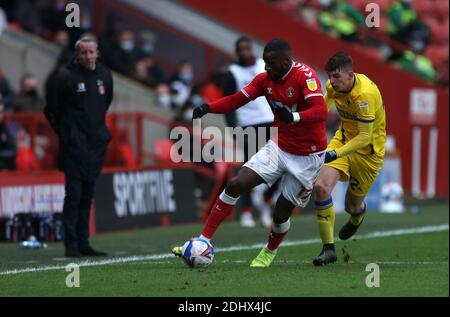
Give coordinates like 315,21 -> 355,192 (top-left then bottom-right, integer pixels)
235,36 -> 252,49
263,38 -> 291,55
325,51 -> 353,72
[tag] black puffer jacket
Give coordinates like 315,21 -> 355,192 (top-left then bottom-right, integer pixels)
44,58 -> 114,180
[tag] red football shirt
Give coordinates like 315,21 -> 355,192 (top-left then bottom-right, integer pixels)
208,61 -> 328,155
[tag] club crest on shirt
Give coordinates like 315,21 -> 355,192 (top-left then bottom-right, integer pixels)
286,87 -> 294,98
267,87 -> 273,94
97,80 -> 105,95
77,82 -> 86,93
306,78 -> 317,91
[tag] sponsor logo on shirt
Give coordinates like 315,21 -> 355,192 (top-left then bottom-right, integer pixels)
77,82 -> 86,92
306,78 -> 317,91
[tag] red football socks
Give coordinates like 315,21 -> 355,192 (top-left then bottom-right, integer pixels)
266,219 -> 291,252
201,190 -> 239,239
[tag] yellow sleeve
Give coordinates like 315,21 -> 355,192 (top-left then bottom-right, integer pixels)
324,80 -> 335,112
334,92 -> 376,158
335,121 -> 373,158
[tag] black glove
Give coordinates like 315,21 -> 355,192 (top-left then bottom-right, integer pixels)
275,107 -> 294,123
192,104 -> 210,119
324,150 -> 337,163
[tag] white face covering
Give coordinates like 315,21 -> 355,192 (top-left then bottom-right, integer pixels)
319,0 -> 332,7
157,94 -> 172,108
142,43 -> 155,54
121,41 -> 135,52
180,71 -> 193,83
183,108 -> 194,121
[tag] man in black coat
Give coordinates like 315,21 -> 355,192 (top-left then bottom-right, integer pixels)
44,37 -> 113,257
0,100 -> 17,171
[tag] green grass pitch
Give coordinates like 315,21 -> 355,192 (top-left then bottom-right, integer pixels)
0,203 -> 448,296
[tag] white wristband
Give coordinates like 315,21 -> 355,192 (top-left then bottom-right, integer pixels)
292,112 -> 301,123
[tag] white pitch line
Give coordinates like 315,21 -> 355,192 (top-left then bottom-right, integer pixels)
0,224 -> 448,276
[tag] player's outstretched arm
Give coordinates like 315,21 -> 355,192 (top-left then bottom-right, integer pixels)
325,121 -> 373,163
191,91 -> 249,120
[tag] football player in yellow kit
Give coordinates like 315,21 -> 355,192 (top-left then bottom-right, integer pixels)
312,51 -> 386,266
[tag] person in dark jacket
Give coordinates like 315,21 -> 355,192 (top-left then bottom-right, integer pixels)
0,100 -> 17,170
44,37 -> 113,258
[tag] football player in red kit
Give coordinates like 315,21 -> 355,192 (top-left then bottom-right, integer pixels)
172,39 -> 328,267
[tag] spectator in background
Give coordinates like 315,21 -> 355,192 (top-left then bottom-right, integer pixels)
0,6 -> 7,35
139,55 -> 166,88
317,0 -> 365,42
14,0 -> 42,36
40,0 -> 68,38
0,100 -> 17,171
98,14 -> 123,67
53,30 -> 70,48
392,50 -> 437,82
13,73 -> 45,112
173,87 -> 204,124
130,59 -> 154,87
137,31 -> 157,59
15,127 -> 40,171
110,29 -> 141,76
0,68 -> 16,111
154,83 -> 175,110
200,61 -> 229,105
387,0 -> 430,53
170,61 -> 196,108
136,31 -> 166,87
52,30 -> 74,70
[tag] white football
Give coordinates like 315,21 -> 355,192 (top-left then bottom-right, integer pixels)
181,237 -> 214,268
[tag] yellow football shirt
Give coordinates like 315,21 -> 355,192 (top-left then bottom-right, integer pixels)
325,73 -> 386,163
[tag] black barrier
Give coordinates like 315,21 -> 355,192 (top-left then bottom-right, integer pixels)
94,168 -> 198,232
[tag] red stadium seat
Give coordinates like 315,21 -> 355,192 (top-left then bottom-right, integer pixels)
425,44 -> 449,69
427,19 -> 449,44
155,139 -> 175,163
434,0 -> 449,19
412,0 -> 435,18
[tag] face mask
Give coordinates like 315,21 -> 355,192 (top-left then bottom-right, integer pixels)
410,40 -> 424,52
183,109 -> 194,121
81,22 -> 92,30
142,43 -> 154,54
121,41 -> 135,52
319,0 -> 332,7
180,71 -> 193,83
190,94 -> 203,106
157,94 -> 172,108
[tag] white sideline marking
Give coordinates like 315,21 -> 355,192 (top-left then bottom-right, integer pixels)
0,224 -> 448,276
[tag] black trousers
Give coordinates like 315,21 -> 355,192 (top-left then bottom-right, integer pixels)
62,173 -> 96,248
